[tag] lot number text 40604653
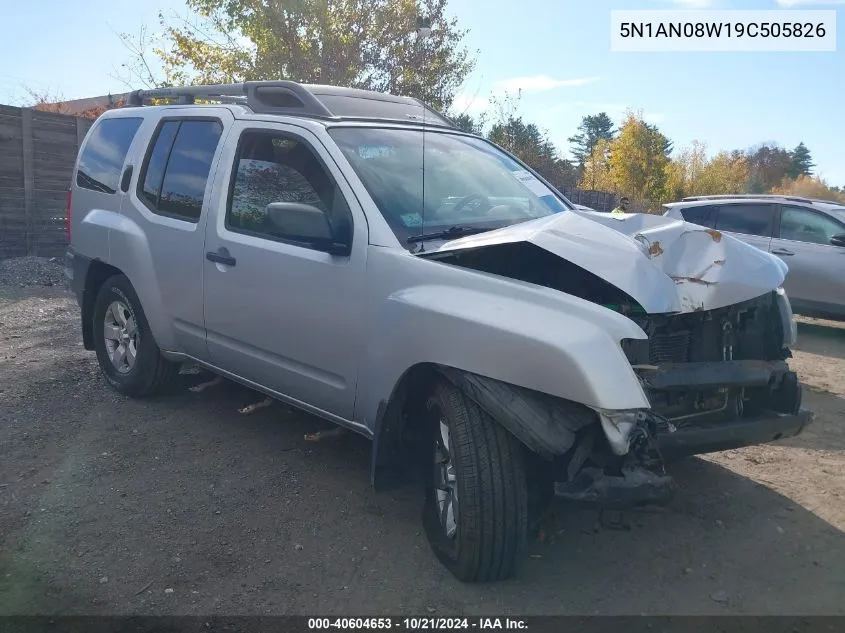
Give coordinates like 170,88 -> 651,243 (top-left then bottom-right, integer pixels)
307,617 -> 528,630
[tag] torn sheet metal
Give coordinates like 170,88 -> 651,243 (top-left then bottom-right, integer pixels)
554,465 -> 676,508
432,210 -> 788,314
437,366 -> 596,459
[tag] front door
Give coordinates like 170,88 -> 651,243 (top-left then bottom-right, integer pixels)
770,204 -> 845,313
202,123 -> 368,421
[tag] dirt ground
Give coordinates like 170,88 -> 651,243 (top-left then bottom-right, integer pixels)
1,283 -> 843,615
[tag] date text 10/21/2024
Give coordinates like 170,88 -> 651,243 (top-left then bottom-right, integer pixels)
307,618 -> 529,630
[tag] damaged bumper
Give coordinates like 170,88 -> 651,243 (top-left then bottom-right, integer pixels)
554,408 -> 812,507
438,352 -> 812,510
656,408 -> 812,458
554,359 -> 813,508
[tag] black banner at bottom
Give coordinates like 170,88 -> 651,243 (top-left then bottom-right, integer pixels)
1,616 -> 844,633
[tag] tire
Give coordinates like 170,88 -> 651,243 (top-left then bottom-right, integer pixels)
92,274 -> 177,397
422,379 -> 528,582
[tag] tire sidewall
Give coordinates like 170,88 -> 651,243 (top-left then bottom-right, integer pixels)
422,388 -> 464,570
92,276 -> 159,395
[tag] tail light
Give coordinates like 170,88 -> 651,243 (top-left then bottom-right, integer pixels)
65,188 -> 72,243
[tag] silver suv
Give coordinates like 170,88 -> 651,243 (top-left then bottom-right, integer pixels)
66,81 -> 811,582
664,195 -> 845,320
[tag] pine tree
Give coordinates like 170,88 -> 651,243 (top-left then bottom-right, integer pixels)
787,142 -> 815,179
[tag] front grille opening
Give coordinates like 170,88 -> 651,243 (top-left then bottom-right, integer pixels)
649,331 -> 691,363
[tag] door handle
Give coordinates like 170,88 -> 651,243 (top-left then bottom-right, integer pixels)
771,248 -> 794,256
206,250 -> 237,266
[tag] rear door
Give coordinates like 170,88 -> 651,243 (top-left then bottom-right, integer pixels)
117,110 -> 233,360
712,203 -> 777,253
770,204 -> 845,311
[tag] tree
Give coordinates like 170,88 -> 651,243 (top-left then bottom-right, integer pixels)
772,174 -> 845,203
568,112 -> 614,167
661,140 -> 706,202
787,142 -> 815,179
449,112 -> 485,135
130,0 -> 475,111
487,116 -> 575,187
692,151 -> 749,196
578,138 -> 613,191
646,122 -> 673,156
605,111 -> 671,208
484,90 -> 575,187
745,144 -> 793,193
26,88 -> 124,120
663,141 -> 749,201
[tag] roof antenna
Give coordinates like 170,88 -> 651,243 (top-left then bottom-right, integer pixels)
416,14 -> 431,252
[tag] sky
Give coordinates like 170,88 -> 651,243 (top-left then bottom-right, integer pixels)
1,0 -> 843,184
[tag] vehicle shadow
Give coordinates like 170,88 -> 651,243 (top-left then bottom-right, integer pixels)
510,456 -> 845,615
134,378 -> 845,615
793,319 -> 845,360
773,388 -> 845,451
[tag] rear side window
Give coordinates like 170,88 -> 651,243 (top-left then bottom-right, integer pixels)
140,121 -> 180,209
715,204 -> 776,237
138,119 -> 223,222
680,205 -> 717,228
76,118 -> 143,194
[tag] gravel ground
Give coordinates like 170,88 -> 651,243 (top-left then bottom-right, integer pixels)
1,261 -> 844,615
0,256 -> 66,288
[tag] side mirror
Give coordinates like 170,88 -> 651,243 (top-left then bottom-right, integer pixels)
265,202 -> 350,256
830,233 -> 845,247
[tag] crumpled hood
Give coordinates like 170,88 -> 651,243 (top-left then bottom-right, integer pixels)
430,210 -> 789,314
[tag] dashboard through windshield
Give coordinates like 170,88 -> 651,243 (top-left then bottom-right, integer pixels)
328,127 -> 571,247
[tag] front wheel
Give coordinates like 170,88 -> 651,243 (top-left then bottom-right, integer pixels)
92,274 -> 177,397
422,379 -> 528,582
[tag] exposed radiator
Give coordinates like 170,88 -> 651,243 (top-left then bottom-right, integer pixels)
649,330 -> 691,363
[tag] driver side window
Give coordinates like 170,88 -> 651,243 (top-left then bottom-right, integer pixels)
226,130 -> 352,245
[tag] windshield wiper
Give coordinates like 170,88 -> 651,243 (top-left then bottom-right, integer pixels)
406,225 -> 491,244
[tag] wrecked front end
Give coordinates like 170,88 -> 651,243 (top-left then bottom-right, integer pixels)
439,290 -> 811,509
427,212 -> 812,508
573,289 -> 812,507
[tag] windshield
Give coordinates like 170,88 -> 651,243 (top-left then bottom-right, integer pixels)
831,208 -> 845,224
328,127 -> 570,247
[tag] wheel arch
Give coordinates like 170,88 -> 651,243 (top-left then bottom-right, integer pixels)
80,260 -> 124,350
370,362 -> 599,491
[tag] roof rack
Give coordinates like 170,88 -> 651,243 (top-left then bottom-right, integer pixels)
805,197 -> 845,207
124,80 -> 456,129
681,194 -> 815,203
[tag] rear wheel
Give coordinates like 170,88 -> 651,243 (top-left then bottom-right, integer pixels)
92,274 -> 177,397
422,379 -> 528,582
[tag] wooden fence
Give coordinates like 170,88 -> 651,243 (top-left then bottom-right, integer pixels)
558,187 -> 617,212
0,105 -> 93,259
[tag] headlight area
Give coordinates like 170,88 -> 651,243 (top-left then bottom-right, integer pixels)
550,289 -> 807,509
776,287 -> 797,349
553,406 -> 676,508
